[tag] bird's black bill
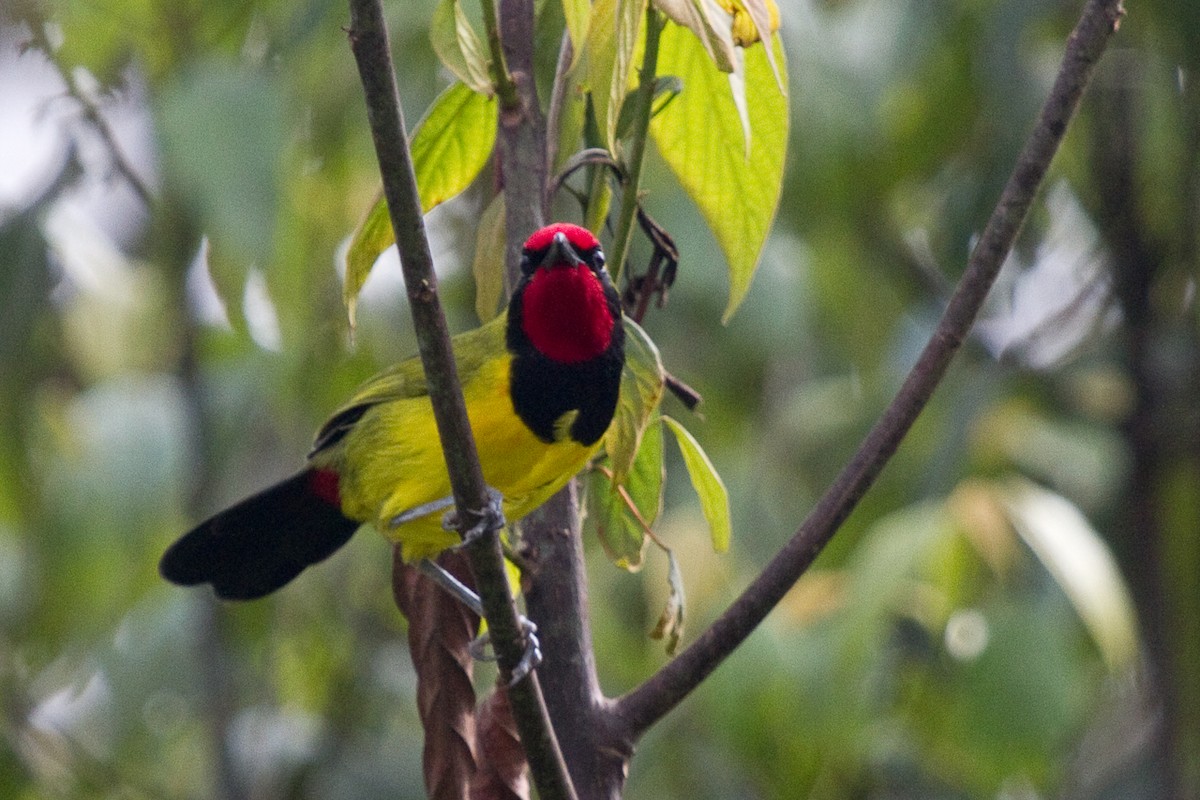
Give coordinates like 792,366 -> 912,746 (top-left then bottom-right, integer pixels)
538,231 -> 586,270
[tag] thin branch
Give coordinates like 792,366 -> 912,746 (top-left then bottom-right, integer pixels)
488,3 -> 628,795
344,3 -> 576,799
549,148 -> 625,200
23,25 -> 155,208
606,7 -> 664,286
614,0 -> 1126,737
544,31 -> 574,175
479,0 -> 518,109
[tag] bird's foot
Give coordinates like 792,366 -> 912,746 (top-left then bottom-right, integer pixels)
470,619 -> 543,688
391,488 -> 505,549
442,486 -> 505,548
415,558 -> 541,687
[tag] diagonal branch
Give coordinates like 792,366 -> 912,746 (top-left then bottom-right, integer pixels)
614,0 -> 1127,737
344,3 -> 576,799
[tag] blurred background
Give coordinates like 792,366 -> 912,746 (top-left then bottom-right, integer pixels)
1,0 -> 1198,797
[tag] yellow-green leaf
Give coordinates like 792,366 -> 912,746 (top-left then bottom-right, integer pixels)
410,83 -> 498,212
585,467 -> 645,570
605,317 -> 666,482
343,83 -> 497,329
663,415 -> 731,552
585,418 -> 664,570
626,416 -> 665,528
649,548 -> 686,654
472,194 -> 506,323
651,25 -> 787,322
430,0 -> 493,94
585,0 -> 648,150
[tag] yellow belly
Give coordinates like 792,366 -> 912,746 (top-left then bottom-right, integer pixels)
328,357 -> 597,562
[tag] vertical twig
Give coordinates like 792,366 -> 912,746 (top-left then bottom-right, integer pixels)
160,193 -> 248,800
606,7 -> 664,286
479,0 -> 518,108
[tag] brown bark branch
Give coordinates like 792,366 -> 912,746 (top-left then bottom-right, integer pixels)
496,0 -> 548,289
521,488 -> 628,799
487,2 -> 620,794
613,0 -> 1127,738
344,2 -> 577,799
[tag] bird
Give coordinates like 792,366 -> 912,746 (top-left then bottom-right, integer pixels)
160,222 -> 625,601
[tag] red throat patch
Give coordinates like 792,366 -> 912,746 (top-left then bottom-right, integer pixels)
521,264 -> 614,364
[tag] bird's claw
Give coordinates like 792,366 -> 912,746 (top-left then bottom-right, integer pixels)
470,616 -> 543,687
442,486 -> 506,548
415,554 -> 541,686
391,487 -> 505,550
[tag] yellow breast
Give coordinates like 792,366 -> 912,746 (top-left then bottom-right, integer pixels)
330,356 -> 599,562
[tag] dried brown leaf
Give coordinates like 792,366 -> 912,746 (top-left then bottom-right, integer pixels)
394,547 -> 481,800
470,689 -> 529,800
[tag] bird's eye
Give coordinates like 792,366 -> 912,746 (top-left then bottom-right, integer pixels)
592,250 -> 606,270
519,253 -> 534,275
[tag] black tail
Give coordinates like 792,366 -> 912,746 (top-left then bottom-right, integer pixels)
160,471 -> 360,600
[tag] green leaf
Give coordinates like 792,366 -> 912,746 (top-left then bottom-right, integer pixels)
649,547 -> 686,655
585,0 -> 648,150
472,194 -> 506,323
727,49 -> 751,159
585,419 -> 664,570
410,83 -> 499,212
626,416 -> 665,528
551,71 -> 588,175
605,317 -> 666,482
650,25 -> 788,322
343,83 -> 497,329
430,0 -> 493,94
663,415 -> 731,552
651,0 -> 736,72
585,467 -> 644,568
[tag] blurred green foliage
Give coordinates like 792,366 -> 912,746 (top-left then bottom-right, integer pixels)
0,0 -> 1196,798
